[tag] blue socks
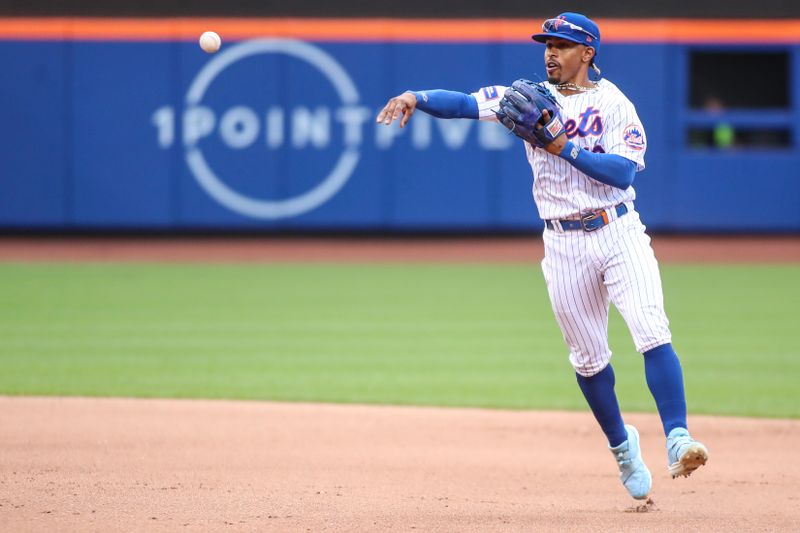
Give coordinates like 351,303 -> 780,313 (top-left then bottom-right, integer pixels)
576,364 -> 628,447
577,344 -> 688,446
643,343 -> 688,436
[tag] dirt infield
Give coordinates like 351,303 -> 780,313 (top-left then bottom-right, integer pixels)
1,236 -> 798,531
0,235 -> 798,263
1,397 -> 799,532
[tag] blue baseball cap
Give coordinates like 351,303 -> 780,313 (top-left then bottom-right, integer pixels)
532,13 -> 601,58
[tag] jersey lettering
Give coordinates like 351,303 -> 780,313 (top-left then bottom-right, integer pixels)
563,107 -> 604,139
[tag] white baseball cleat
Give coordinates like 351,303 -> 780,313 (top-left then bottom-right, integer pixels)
609,424 -> 652,500
666,427 -> 709,478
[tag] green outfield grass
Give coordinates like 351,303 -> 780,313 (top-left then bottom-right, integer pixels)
0,263 -> 797,418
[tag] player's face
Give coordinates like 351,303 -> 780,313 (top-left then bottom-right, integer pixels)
544,38 -> 591,84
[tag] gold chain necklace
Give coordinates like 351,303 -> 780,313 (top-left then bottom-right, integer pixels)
556,82 -> 598,92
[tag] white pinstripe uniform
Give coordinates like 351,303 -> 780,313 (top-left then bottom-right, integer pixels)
473,80 -> 672,376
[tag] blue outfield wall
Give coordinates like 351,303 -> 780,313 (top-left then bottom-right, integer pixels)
1,38 -> 799,232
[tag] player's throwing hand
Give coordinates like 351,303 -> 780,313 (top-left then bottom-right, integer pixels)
376,92 -> 418,128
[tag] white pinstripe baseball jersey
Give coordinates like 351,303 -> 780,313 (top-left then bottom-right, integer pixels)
472,79 -> 647,220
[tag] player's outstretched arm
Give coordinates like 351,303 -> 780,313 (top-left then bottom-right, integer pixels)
376,90 -> 479,128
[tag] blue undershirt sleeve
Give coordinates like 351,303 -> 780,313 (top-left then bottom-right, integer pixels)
409,90 -> 479,119
558,141 -> 637,190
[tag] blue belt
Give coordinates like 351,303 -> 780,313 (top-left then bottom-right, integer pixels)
545,203 -> 629,232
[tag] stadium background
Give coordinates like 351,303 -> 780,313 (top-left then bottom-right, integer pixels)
1,2 -> 800,232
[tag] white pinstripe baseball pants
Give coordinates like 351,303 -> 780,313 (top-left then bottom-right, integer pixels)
541,207 -> 672,377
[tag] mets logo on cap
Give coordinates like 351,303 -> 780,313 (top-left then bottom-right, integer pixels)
623,124 -> 646,151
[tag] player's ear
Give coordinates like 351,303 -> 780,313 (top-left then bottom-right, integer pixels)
583,46 -> 595,64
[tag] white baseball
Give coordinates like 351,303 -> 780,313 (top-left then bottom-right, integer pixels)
199,31 -> 221,53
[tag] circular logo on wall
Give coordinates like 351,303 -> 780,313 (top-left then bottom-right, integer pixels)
184,39 -> 363,220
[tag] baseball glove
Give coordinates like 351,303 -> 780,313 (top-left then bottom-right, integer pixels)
495,79 -> 564,147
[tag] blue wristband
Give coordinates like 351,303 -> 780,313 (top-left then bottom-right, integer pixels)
560,141 -> 582,161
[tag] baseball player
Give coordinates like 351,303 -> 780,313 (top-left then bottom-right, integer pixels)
376,12 -> 708,500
